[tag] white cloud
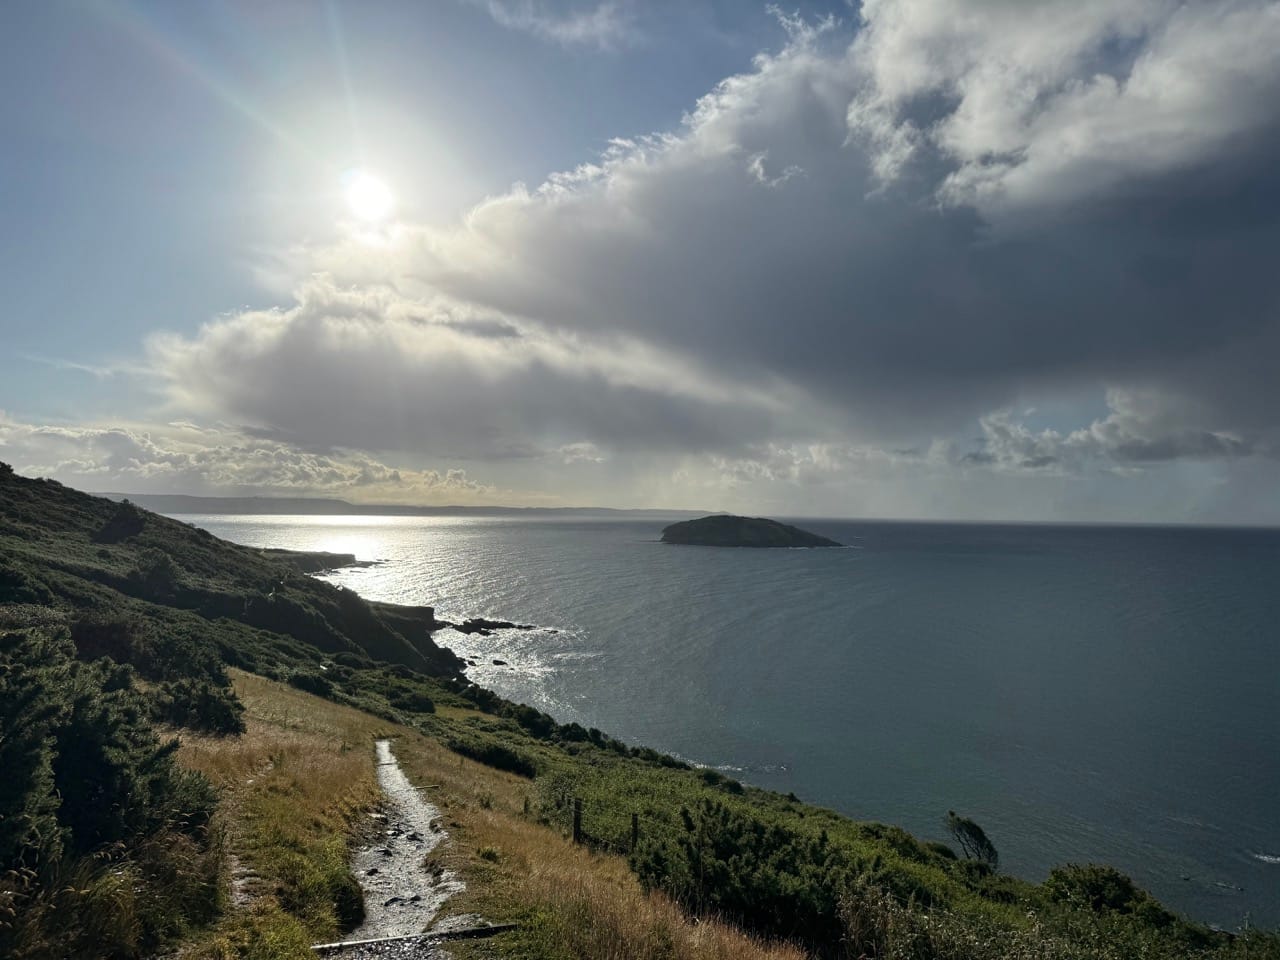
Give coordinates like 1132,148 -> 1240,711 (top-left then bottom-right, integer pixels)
476,0 -> 632,48
848,0 -> 1280,215
0,415 -> 493,503
965,390 -> 1265,473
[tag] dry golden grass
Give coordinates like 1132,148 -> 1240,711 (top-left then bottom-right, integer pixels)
177,671 -> 394,958
441,795 -> 808,960
175,673 -> 804,960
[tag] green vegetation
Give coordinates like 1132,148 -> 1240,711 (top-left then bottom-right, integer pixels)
0,626 -> 221,958
1,463 -> 1277,960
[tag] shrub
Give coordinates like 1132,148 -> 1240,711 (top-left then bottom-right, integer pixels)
446,735 -> 538,778
387,687 -> 435,714
0,565 -> 54,606
0,627 -> 220,958
632,797 -> 853,949
129,549 -> 180,600
287,670 -> 334,698
1045,863 -> 1176,927
92,500 -> 145,544
149,677 -> 247,735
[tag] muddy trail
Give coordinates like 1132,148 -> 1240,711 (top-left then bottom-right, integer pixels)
320,739 -> 467,958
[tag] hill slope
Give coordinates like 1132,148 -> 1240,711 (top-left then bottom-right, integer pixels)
1,465 -> 461,679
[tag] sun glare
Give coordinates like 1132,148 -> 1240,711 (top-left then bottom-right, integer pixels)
344,171 -> 394,222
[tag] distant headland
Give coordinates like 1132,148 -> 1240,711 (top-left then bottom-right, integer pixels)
661,514 -> 842,548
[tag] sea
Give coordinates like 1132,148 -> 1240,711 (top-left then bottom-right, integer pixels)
175,513 -> 1280,930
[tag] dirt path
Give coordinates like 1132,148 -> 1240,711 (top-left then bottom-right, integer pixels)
343,740 -> 465,943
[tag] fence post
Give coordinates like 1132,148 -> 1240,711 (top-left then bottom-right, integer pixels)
572,797 -> 582,844
631,812 -> 639,853
696,814 -> 704,915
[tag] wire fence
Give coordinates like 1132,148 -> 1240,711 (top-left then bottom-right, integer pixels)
541,794 -> 694,849
539,794 -> 721,911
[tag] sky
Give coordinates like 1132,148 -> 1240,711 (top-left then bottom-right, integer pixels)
2,0 -> 1280,522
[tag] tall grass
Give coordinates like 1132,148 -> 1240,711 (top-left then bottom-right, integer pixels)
0,829 -> 222,959
178,672 -> 389,959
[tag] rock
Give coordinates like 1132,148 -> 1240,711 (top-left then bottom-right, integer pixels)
366,867 -> 379,876
450,617 -> 536,635
660,514 -> 842,548
407,831 -> 423,842
384,896 -> 403,907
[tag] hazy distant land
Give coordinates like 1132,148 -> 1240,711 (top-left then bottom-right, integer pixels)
101,492 -> 711,518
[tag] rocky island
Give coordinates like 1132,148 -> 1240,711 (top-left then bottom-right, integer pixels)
660,514 -> 842,548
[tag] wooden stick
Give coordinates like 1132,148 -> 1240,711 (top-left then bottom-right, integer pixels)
311,922 -> 517,952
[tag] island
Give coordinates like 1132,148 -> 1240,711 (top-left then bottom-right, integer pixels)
660,514 -> 842,548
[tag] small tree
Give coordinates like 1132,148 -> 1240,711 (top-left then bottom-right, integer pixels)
946,810 -> 999,871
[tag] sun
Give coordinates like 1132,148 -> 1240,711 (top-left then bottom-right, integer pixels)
343,170 -> 394,222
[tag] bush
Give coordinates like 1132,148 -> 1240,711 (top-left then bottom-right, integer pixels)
0,627 -> 220,958
1045,863 -> 1176,927
92,500 -> 145,544
287,670 -> 334,698
149,677 -> 246,735
128,549 -> 180,599
0,564 -> 54,606
387,687 -> 435,714
632,796 -> 853,949
446,735 -> 538,778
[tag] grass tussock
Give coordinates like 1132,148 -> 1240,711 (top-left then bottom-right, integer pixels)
0,830 -> 223,960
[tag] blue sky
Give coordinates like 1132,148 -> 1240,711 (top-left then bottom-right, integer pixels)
3,1 -> 817,411
3,1 -> 1280,522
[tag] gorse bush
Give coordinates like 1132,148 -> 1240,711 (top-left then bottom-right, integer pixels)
1045,863 -> 1178,928
92,500 -> 145,544
149,677 -> 246,735
0,627 -> 220,958
447,733 -> 540,778
632,796 -> 854,949
68,614 -> 245,735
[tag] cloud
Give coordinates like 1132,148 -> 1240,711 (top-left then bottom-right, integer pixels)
966,390 -> 1266,474
0,415 -> 493,503
474,0 -> 632,48
136,1 -> 1280,515
849,0 -> 1280,215
148,275 -> 792,461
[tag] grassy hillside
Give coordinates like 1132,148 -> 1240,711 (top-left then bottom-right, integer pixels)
2,463 -> 1276,960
